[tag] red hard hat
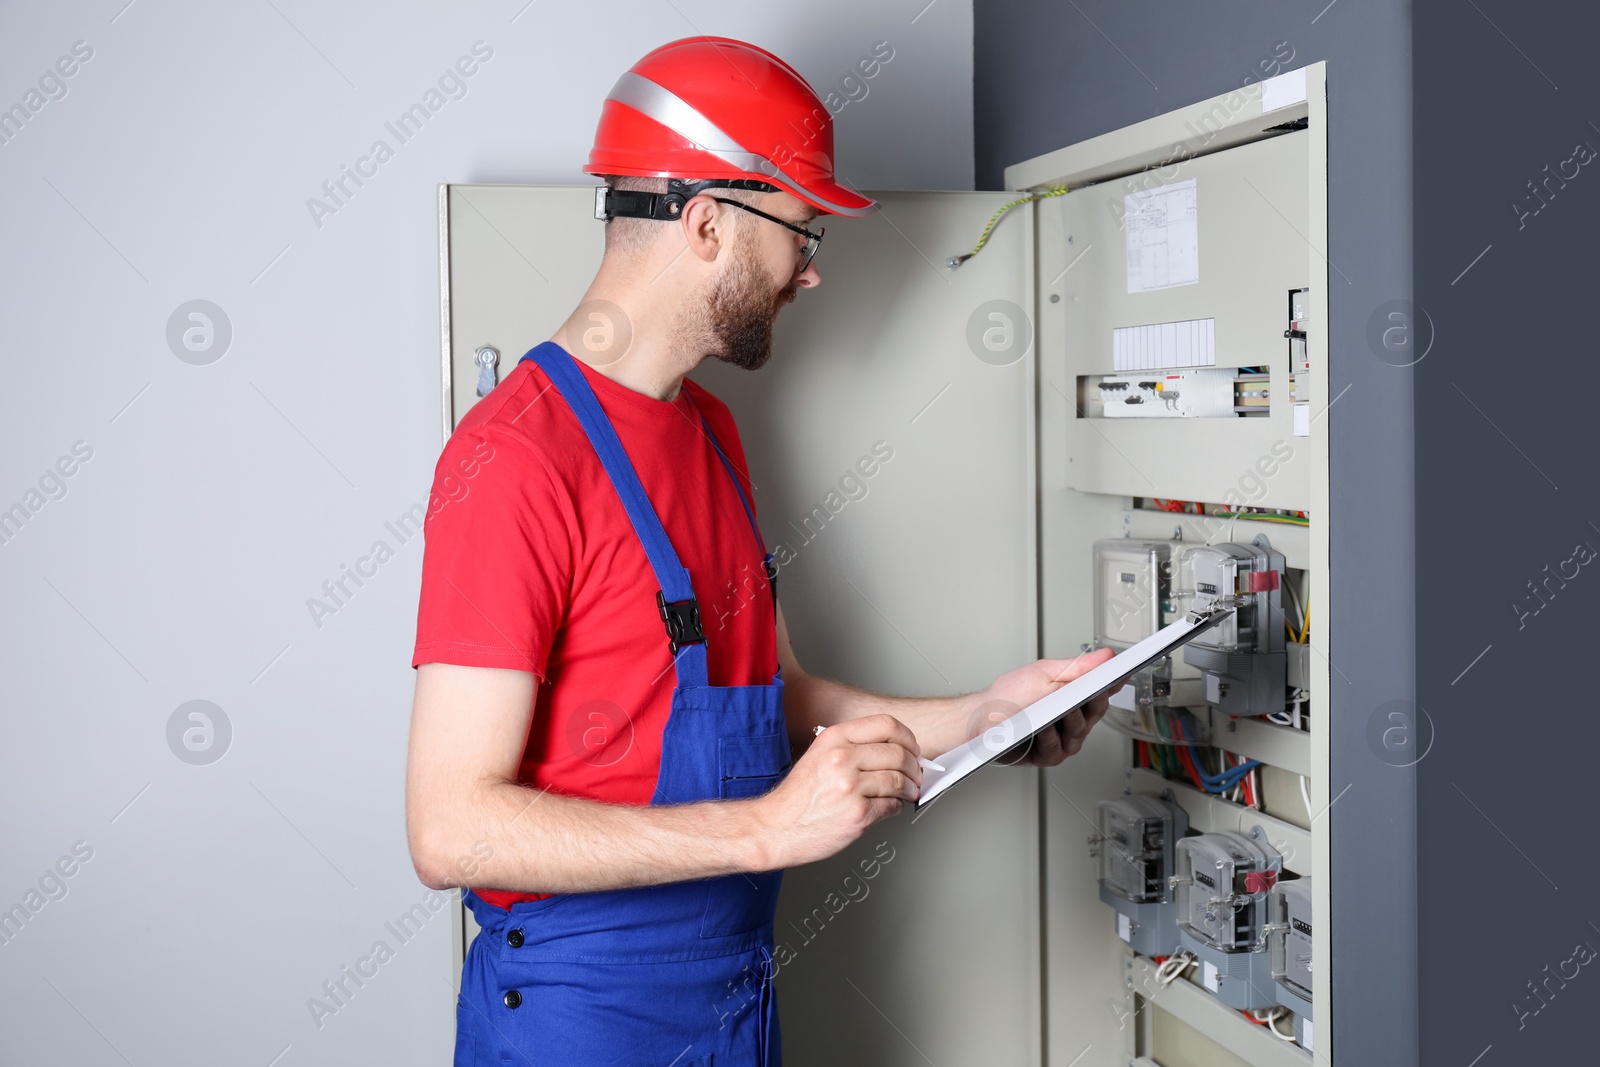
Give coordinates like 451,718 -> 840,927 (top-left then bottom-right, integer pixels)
585,36 -> 878,218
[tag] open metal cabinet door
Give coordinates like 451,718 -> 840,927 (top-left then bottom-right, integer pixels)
689,191 -> 1041,1066
438,184 -> 1045,1066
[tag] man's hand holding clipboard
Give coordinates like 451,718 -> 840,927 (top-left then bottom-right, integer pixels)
970,648 -> 1122,768
917,605 -> 1238,808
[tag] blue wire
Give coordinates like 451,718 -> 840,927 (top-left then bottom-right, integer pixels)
1211,763 -> 1259,786
1173,713 -> 1261,790
1193,760 -> 1256,788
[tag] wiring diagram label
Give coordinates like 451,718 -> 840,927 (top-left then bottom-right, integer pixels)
1125,178 -> 1200,293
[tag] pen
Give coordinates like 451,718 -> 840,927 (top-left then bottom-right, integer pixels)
812,723 -> 945,772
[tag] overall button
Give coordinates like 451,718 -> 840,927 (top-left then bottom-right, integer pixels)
506,928 -> 524,948
504,990 -> 522,1009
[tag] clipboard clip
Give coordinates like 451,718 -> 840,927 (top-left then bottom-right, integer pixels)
1185,599 -> 1241,625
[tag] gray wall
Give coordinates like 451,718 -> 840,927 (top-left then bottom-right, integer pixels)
973,2 -> 1416,1063
0,3 -> 973,1064
1414,3 -> 1600,1066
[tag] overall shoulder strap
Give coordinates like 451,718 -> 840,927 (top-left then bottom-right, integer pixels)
686,394 -> 778,611
519,343 -> 709,680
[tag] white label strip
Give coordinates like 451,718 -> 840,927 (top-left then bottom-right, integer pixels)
1292,401 -> 1311,437
1113,318 -> 1215,371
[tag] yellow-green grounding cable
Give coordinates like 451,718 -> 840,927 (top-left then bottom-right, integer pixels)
947,185 -> 1070,269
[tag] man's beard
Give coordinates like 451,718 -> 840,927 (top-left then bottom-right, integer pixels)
702,238 -> 798,371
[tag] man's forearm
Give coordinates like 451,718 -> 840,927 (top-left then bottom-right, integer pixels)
786,672 -> 981,758
416,780 -> 776,895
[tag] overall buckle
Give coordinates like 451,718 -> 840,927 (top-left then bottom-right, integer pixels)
657,590 -> 706,656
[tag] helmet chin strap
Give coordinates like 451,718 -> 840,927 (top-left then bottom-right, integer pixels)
594,177 -> 780,222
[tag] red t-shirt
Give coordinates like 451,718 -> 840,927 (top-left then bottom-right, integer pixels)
411,350 -> 778,910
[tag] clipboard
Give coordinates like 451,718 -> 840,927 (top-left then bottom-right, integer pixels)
915,603 -> 1237,808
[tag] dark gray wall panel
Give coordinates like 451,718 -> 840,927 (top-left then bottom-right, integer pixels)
1414,3 -> 1600,1066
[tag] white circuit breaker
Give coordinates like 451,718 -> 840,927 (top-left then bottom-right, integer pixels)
1098,370 -> 1238,419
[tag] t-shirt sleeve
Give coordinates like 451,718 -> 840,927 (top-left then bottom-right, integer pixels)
411,428 -> 572,679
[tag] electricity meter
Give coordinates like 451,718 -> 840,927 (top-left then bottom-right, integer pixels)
1269,877 -> 1314,1049
1093,538 -> 1179,646
1173,831 -> 1282,1009
1175,538 -> 1287,716
1094,539 -> 1205,739
1091,795 -> 1188,955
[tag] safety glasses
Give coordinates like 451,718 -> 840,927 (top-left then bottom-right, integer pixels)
707,196 -> 825,272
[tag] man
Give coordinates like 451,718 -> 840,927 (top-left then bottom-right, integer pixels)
405,35 -> 1115,1067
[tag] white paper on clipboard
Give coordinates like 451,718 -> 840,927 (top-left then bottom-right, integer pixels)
915,605 -> 1236,808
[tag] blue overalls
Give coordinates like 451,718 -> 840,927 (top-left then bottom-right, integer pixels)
454,341 -> 792,1067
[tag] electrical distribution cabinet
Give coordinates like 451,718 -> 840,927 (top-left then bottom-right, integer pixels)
438,63 -> 1330,1067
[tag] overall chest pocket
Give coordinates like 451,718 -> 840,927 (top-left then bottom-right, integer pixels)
702,731 -> 791,939
717,732 -> 792,799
